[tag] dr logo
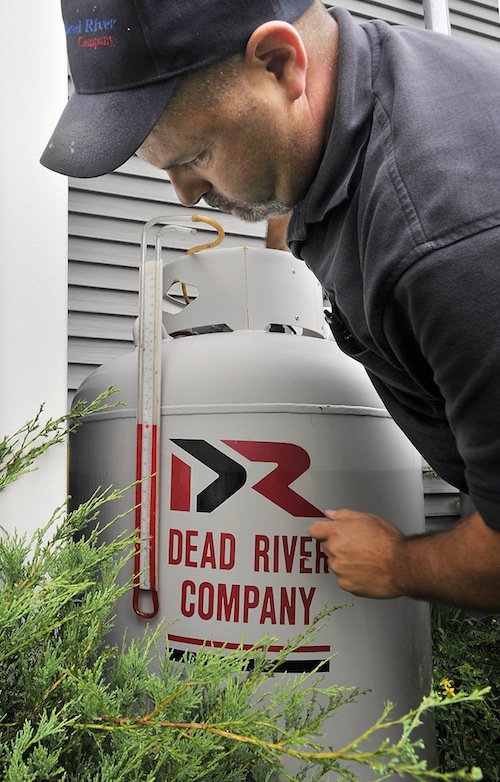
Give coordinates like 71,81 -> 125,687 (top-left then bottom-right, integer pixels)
170,440 -> 322,516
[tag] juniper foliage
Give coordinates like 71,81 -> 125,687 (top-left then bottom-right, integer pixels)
0,395 -> 488,781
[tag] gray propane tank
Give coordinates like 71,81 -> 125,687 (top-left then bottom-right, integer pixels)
69,228 -> 434,771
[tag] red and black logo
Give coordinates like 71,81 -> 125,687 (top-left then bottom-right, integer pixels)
170,439 -> 322,517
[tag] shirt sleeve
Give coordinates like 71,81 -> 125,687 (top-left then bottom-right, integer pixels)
386,225 -> 500,530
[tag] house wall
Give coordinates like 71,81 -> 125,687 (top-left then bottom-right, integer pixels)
0,1 -> 68,537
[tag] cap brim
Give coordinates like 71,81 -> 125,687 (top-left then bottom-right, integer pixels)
40,77 -> 179,178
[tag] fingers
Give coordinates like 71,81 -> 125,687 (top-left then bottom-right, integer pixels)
309,508 -> 353,540
308,508 -> 405,599
308,519 -> 333,540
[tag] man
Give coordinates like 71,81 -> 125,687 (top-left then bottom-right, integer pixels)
42,0 -> 500,610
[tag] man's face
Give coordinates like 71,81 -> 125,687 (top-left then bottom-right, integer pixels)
137,68 -> 309,222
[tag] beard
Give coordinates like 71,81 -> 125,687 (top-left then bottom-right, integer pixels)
203,191 -> 292,223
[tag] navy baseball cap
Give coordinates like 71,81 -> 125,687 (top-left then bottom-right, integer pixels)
41,0 -> 315,178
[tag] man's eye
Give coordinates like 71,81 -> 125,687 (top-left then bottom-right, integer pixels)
183,155 -> 202,171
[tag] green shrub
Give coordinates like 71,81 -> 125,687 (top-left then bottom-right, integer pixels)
432,606 -> 500,781
0,396 -> 488,781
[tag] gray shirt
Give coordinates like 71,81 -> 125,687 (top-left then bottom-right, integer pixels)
288,7 -> 500,530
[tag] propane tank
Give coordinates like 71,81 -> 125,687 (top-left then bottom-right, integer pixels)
69,217 -> 434,770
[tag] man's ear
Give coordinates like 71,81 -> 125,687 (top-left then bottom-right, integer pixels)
244,21 -> 307,100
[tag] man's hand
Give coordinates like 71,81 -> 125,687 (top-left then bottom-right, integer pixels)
309,509 -> 406,599
310,509 -> 500,610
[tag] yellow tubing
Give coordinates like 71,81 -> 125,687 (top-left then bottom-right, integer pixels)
186,214 -> 225,254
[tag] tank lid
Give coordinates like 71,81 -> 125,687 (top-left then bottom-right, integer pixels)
162,246 -> 325,338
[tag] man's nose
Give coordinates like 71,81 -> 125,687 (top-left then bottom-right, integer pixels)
167,168 -> 211,207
